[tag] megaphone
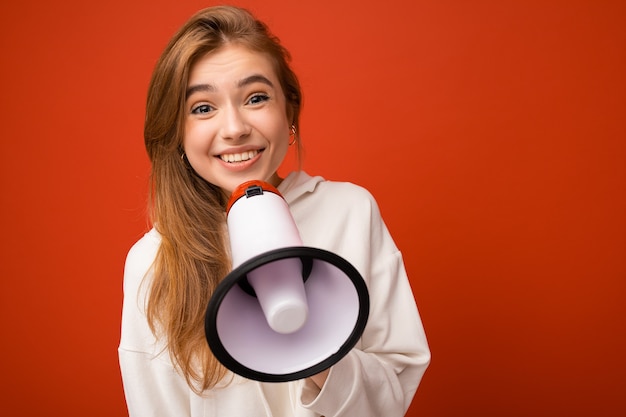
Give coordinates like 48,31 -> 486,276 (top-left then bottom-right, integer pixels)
205,180 -> 369,382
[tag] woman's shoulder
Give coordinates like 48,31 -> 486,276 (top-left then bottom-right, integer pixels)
124,228 -> 161,280
317,178 -> 374,201
283,171 -> 377,206
310,178 -> 381,218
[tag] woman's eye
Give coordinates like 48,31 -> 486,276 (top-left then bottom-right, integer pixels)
248,94 -> 270,105
191,104 -> 214,114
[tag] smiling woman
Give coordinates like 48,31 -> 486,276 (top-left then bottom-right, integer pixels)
118,5 -> 430,417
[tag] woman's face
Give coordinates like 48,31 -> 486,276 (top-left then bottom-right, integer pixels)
183,44 -> 291,194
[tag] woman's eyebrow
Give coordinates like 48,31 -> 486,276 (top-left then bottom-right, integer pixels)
186,83 -> 215,99
186,75 -> 274,99
237,74 -> 274,88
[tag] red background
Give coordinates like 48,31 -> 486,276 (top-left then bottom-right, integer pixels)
1,0 -> 624,415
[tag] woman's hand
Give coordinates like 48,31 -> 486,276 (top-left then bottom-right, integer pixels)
309,368 -> 330,390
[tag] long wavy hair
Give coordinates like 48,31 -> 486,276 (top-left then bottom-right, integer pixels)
143,6 -> 302,393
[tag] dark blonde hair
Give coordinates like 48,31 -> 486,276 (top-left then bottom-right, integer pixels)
143,5 -> 302,392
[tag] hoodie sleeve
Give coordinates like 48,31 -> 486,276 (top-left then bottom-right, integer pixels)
118,231 -> 192,417
294,182 -> 430,417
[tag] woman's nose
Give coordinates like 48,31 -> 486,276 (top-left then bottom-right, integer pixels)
220,106 -> 250,141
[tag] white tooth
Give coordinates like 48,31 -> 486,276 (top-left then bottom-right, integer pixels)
220,150 -> 259,163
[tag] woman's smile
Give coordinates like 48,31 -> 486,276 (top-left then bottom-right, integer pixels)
216,148 -> 264,171
218,149 -> 261,163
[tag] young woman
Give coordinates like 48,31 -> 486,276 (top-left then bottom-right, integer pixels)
119,5 -> 430,416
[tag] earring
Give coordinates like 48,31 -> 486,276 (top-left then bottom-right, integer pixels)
181,152 -> 190,167
289,125 -> 297,146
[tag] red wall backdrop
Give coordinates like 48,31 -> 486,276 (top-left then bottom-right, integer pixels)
1,0 -> 624,415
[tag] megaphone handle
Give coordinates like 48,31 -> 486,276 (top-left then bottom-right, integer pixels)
237,256 -> 313,297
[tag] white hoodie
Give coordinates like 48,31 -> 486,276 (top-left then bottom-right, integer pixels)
119,171 -> 430,417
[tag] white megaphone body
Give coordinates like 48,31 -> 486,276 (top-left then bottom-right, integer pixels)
205,180 -> 369,382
